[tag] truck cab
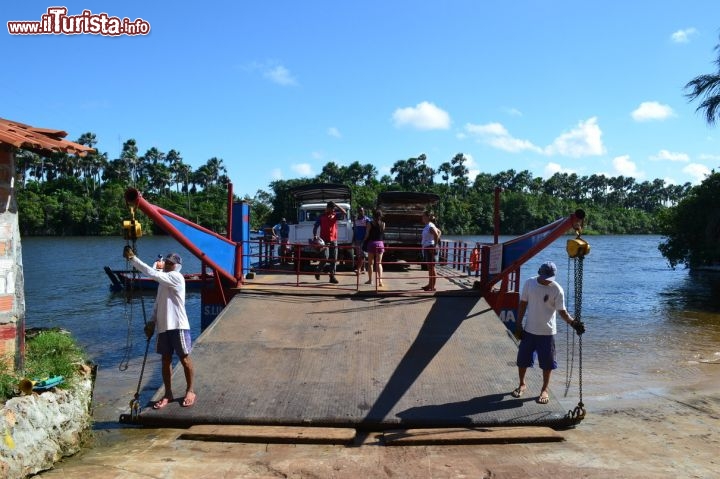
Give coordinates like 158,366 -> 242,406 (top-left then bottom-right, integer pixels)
286,183 -> 354,269
376,191 -> 440,264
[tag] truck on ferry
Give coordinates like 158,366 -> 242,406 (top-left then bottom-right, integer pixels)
286,183 -> 354,269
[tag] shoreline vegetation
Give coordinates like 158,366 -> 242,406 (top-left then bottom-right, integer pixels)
0,329 -> 87,403
13,140 -> 718,269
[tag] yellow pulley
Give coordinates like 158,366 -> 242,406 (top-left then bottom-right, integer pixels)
567,237 -> 590,258
122,206 -> 143,240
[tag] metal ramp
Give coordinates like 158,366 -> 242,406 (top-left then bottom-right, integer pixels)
135,292 -> 576,429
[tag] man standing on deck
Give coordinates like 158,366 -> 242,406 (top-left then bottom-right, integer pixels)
123,247 -> 196,409
313,201 -> 347,284
512,261 -> 585,404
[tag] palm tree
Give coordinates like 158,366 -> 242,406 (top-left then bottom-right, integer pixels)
120,139 -> 139,186
15,149 -> 40,186
438,161 -> 452,186
319,162 -> 344,184
685,35 -> 720,125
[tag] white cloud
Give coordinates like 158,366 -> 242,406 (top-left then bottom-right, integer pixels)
270,168 -> 283,180
244,61 -> 298,86
683,163 -> 712,183
464,122 -> 543,153
544,162 -> 575,177
502,107 -> 523,117
465,117 -> 605,158
631,101 -> 675,121
671,28 -> 697,43
612,155 -> 643,178
264,64 -> 297,86
291,163 -> 313,176
650,149 -> 689,162
544,117 -> 605,157
327,127 -> 341,138
392,101 -> 451,130
311,151 -> 324,160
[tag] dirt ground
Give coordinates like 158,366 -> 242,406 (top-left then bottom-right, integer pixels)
38,364 -> 720,479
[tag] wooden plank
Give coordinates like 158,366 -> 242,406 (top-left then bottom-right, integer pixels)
383,427 -> 564,445
178,425 -> 356,444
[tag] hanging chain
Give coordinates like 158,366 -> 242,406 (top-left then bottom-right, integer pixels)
118,240 -> 137,371
564,257 -> 576,397
568,255 -> 586,420
117,207 -> 153,420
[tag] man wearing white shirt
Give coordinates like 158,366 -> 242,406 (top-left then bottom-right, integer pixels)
123,247 -> 196,408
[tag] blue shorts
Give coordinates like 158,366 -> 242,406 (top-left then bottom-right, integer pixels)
156,329 -> 192,357
516,331 -> 557,370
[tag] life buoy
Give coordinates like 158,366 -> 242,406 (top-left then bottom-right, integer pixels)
469,248 -> 480,272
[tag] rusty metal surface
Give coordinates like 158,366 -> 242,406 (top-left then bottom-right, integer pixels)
138,290 -> 573,429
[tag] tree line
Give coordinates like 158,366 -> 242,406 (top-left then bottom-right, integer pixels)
16,137 -> 232,236
15,137 -> 692,239
262,152 -> 692,236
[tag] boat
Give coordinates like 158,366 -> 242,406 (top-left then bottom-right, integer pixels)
104,266 -> 214,292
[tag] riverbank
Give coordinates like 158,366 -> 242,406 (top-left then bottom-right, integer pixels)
37,361 -> 720,478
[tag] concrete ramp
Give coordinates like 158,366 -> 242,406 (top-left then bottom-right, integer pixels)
137,292 -> 575,429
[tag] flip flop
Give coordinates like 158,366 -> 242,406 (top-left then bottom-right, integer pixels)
152,397 -> 171,409
537,393 -> 549,404
511,387 -> 525,398
182,391 -> 196,407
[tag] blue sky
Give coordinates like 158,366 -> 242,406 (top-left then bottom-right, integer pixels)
3,1 -> 720,198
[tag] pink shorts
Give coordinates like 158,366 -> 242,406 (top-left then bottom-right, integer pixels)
366,241 -> 384,254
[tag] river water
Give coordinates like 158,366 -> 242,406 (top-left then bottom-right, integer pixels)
21,234 -> 720,419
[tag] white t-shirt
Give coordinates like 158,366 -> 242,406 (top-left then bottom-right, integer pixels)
421,222 -> 438,247
520,276 -> 566,335
129,256 -> 189,333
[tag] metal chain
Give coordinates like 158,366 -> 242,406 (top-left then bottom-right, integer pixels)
569,255 -> 586,420
117,240 -> 153,420
575,256 -> 584,406
563,257 -> 575,397
118,250 -> 135,372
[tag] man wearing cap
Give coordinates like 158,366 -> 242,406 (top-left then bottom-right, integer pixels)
123,247 -> 196,408
512,261 -> 585,404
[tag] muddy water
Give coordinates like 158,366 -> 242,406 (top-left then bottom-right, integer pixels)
22,235 -> 720,421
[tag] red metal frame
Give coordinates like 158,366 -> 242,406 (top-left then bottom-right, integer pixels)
481,209 -> 585,315
124,188 -> 241,287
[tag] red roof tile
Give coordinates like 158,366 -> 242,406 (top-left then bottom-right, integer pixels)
0,117 -> 95,156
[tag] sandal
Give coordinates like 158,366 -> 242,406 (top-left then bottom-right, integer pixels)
511,387 -> 525,398
152,397 -> 172,409
537,392 -> 549,404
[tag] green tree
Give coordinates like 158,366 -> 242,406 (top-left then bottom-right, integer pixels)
659,172 -> 720,268
685,35 -> 720,125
